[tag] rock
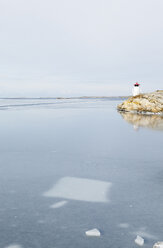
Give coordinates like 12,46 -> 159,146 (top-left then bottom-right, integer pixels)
135,235 -> 144,246
153,242 -> 163,248
117,90 -> 163,114
85,228 -> 101,237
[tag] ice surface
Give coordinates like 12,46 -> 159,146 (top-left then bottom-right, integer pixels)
0,99 -> 163,248
44,177 -> 112,203
135,235 -> 144,246
85,228 -> 101,237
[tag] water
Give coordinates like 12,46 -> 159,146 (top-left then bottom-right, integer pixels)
0,98 -> 162,248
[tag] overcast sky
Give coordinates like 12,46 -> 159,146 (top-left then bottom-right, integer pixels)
0,0 -> 163,97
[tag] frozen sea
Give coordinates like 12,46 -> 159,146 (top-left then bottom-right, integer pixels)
0,98 -> 162,248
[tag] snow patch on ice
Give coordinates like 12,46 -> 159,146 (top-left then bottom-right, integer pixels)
132,228 -> 157,240
118,223 -> 130,228
4,244 -> 22,248
38,220 -> 45,224
50,200 -> 68,208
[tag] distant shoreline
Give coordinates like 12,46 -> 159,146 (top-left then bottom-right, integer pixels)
0,96 -> 129,100
0,96 -> 129,109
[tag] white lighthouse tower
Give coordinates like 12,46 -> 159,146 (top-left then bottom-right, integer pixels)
132,82 -> 140,96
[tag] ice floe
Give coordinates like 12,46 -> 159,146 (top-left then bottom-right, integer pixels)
85,228 -> 101,237
153,242 -> 163,248
44,177 -> 112,203
135,235 -> 144,246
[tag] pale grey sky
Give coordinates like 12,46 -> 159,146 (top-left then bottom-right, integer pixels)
0,0 -> 163,97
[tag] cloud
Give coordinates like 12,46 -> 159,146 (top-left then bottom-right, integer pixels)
0,0 -> 163,96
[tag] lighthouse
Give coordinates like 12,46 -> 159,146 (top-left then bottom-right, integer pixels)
132,82 -> 140,96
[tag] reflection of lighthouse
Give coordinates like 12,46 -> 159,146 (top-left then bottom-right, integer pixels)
132,82 -> 140,96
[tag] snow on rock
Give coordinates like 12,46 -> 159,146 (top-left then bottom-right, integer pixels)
153,242 -> 163,248
85,228 -> 101,237
135,235 -> 144,246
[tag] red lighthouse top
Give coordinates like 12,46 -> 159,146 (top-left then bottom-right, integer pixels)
134,82 -> 140,86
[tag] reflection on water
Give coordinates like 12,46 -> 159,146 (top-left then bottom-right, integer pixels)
119,111 -> 163,131
44,177 -> 112,203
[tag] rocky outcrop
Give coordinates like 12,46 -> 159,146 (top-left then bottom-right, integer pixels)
117,90 -> 163,114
